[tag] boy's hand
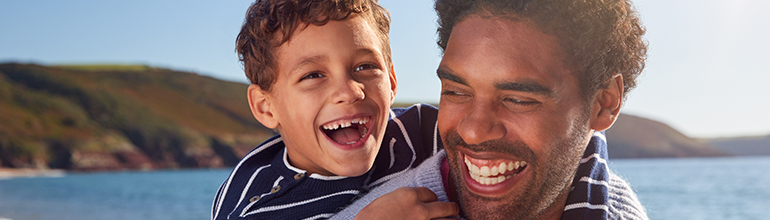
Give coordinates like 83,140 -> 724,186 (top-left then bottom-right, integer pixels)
354,187 -> 459,220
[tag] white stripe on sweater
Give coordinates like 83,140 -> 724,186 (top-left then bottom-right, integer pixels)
564,202 -> 609,212
580,153 -> 607,165
231,164 -> 271,217
593,131 -> 607,143
389,138 -> 397,169
579,176 -> 609,187
281,149 -> 347,181
433,121 -> 439,155
273,176 -> 284,187
303,213 -> 335,220
242,190 -> 360,216
390,109 -> 416,168
213,137 -> 282,220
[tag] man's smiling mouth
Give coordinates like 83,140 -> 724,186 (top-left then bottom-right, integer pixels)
321,116 -> 371,145
464,155 -> 528,185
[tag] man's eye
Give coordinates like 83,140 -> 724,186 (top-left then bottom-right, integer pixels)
503,97 -> 539,106
441,90 -> 471,102
441,90 -> 465,96
354,63 -> 378,72
502,97 -> 540,112
300,72 -> 324,81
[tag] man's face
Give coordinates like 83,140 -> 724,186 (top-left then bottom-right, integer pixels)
437,16 -> 594,220
263,15 -> 396,177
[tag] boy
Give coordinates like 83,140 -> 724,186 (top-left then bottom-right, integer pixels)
211,0 -> 447,219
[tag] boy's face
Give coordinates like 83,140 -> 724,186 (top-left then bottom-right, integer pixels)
252,14 -> 396,177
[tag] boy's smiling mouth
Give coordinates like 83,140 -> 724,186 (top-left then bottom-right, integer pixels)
321,116 -> 371,145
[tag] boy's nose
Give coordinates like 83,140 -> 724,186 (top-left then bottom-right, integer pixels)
332,79 -> 365,104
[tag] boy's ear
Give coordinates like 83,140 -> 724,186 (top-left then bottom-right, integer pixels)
388,64 -> 398,105
589,74 -> 623,131
248,84 -> 279,129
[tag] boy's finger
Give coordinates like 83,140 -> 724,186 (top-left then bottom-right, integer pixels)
425,201 -> 459,218
410,187 -> 439,202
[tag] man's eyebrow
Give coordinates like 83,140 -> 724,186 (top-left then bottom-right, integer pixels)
436,67 -> 466,85
495,81 -> 554,97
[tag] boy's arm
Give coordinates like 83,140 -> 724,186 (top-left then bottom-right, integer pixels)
354,187 -> 458,220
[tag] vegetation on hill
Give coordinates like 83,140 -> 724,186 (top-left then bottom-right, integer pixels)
606,114 -> 729,158
0,63 -> 273,171
1,63 -> 761,171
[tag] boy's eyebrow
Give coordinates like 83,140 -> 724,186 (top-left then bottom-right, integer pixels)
354,48 -> 379,59
291,48 -> 381,75
292,55 -> 328,74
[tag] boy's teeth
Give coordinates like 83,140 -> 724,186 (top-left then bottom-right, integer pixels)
322,116 -> 370,131
359,126 -> 368,137
464,155 -> 528,185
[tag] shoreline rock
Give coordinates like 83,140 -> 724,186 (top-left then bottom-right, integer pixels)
0,168 -> 66,179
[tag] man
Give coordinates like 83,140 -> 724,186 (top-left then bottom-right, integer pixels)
333,0 -> 648,219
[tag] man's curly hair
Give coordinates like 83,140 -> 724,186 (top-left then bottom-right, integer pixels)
435,0 -> 647,100
237,0 -> 391,92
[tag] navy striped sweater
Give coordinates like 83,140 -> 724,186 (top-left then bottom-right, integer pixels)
211,104 -> 442,220
331,131 -> 649,220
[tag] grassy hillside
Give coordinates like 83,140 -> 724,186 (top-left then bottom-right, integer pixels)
0,62 -> 746,171
0,63 -> 273,171
606,114 -> 729,158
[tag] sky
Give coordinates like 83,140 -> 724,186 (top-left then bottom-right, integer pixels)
1,0 -> 768,138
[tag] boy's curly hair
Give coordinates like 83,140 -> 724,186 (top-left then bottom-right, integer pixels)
435,0 -> 647,100
237,0 -> 391,92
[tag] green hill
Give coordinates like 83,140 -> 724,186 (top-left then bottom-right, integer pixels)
0,63 -> 745,171
0,63 -> 273,171
606,114 -> 729,158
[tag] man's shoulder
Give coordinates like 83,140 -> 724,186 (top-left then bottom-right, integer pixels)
330,151 -> 449,220
606,171 -> 649,220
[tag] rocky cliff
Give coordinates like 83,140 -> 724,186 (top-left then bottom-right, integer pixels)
0,63 -> 273,171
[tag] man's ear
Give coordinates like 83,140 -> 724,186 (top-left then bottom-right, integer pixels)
589,74 -> 623,131
248,84 -> 279,129
388,64 -> 398,105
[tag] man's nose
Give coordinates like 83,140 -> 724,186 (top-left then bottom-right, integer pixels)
331,76 -> 365,104
456,102 -> 506,145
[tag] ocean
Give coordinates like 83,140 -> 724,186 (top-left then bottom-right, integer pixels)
1,156 -> 769,220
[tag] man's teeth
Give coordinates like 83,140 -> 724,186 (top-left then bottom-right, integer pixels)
322,116 -> 370,130
465,156 -> 527,185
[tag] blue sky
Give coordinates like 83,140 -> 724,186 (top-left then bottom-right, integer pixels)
1,0 -> 768,138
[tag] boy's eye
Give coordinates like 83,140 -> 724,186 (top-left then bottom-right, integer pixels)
300,72 -> 324,81
354,63 -> 378,72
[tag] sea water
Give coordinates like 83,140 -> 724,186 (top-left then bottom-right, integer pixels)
1,157 -> 769,220
611,156 -> 770,220
0,169 -> 230,220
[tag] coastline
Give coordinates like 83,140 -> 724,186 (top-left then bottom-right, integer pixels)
0,168 -> 66,179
